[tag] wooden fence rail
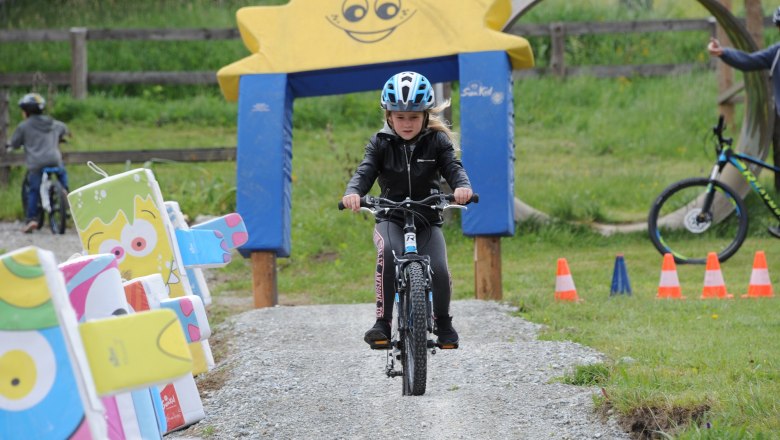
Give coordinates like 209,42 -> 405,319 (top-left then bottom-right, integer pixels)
0,146 -> 236,185
0,16 -> 774,91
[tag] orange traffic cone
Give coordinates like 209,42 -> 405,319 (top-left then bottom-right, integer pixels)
555,258 -> 581,302
701,252 -> 733,299
657,253 -> 685,299
742,251 -> 774,298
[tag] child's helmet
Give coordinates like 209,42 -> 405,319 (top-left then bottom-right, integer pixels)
380,71 -> 435,112
774,6 -> 780,25
18,93 -> 46,113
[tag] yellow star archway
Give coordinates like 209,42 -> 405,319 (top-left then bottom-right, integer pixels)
217,0 -> 534,101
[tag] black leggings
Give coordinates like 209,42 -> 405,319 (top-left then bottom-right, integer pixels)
372,221 -> 452,321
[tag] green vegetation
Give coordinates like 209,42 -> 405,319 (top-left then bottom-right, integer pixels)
3,0 -> 780,438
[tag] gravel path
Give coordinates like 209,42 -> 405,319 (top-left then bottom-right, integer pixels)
0,223 -> 631,439
170,301 -> 630,440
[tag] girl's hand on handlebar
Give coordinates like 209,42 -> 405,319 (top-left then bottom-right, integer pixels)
453,187 -> 473,205
342,193 -> 362,212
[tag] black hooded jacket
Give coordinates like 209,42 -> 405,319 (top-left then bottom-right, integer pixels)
344,124 -> 472,226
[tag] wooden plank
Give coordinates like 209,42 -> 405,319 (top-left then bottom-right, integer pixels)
88,71 -> 217,85
2,147 -> 237,167
513,62 -> 706,79
0,73 -> 71,87
0,29 -> 70,42
508,17 -> 713,37
86,28 -> 239,41
474,236 -> 502,301
251,251 -> 278,308
717,81 -> 745,105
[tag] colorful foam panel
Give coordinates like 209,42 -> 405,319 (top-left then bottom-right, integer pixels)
0,246 -> 107,439
122,276 -> 207,433
68,168 -> 193,299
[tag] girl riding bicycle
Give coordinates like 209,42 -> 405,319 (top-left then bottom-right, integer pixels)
341,71 -> 473,348
7,93 -> 70,233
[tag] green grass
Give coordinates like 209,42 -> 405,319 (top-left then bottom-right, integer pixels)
3,1 -> 780,437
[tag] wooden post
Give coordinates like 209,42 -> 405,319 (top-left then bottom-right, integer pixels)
550,22 -> 566,78
0,89 -> 9,186
70,27 -> 88,99
716,0 -> 734,125
251,251 -> 278,308
744,0 -> 764,49
474,236 -> 502,300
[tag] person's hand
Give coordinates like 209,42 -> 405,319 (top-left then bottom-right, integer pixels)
453,187 -> 473,205
707,37 -> 723,57
342,193 -> 361,212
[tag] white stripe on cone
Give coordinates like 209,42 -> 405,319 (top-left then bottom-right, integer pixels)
556,274 -> 575,292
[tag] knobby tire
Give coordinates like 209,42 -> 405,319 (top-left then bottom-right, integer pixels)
401,261 -> 428,396
648,177 -> 748,264
48,179 -> 68,234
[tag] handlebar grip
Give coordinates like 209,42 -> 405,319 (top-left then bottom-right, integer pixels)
470,193 -> 479,204
338,196 -> 371,210
714,114 -> 725,135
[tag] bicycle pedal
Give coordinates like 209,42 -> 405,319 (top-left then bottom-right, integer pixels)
368,339 -> 391,350
436,342 -> 459,350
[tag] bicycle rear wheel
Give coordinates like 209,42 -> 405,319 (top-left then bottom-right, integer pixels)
648,177 -> 748,264
47,179 -> 68,234
401,261 -> 428,396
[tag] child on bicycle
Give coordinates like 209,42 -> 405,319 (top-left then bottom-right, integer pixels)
7,93 -> 70,233
341,71 -> 473,347
707,6 -> 780,238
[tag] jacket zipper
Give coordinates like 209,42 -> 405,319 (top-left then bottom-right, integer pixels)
402,142 -> 413,197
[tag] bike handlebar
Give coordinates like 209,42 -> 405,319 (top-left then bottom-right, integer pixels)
338,193 -> 479,211
712,114 -> 733,152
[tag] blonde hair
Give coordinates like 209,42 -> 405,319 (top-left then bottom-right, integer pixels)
385,99 -> 459,148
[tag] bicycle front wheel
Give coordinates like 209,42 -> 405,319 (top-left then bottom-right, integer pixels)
47,179 -> 68,234
648,177 -> 748,264
401,261 -> 428,396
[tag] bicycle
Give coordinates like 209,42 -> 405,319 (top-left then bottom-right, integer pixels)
648,115 -> 780,264
20,166 -> 69,234
339,192 -> 478,396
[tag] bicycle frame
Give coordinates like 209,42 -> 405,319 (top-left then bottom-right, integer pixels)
392,203 -> 435,336
708,145 -> 780,223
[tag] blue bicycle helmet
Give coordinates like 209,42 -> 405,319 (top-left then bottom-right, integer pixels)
380,71 -> 435,112
774,6 -> 780,25
18,93 -> 45,114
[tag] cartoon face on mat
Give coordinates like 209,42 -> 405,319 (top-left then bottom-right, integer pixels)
0,328 -> 88,439
82,195 -> 183,296
326,0 -> 416,43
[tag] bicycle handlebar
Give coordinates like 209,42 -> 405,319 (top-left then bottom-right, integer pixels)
712,114 -> 733,152
338,193 -> 479,211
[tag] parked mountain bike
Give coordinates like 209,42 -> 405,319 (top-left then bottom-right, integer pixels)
339,192 -> 478,396
648,115 -> 780,264
21,166 -> 69,234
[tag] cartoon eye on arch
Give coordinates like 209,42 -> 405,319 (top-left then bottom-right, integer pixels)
98,238 -> 126,263
375,0 -> 401,20
0,331 -> 56,411
121,219 -> 158,258
342,0 -> 368,22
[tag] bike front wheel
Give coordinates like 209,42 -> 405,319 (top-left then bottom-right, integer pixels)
648,177 -> 748,264
401,261 -> 428,396
47,179 -> 68,234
